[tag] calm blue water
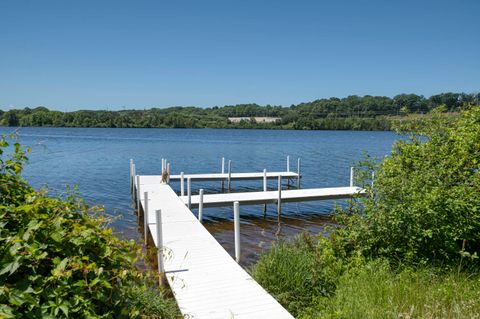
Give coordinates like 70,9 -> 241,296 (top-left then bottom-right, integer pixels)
0,127 -> 398,263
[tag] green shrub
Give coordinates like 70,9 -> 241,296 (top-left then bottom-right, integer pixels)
251,234 -> 358,316
345,105 -> 480,265
253,106 -> 480,317
0,134 -> 179,318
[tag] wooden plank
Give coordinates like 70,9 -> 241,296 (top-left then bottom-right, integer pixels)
138,179 -> 294,319
181,186 -> 366,208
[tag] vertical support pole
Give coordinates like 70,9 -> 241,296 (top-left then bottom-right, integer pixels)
155,209 -> 165,285
371,171 -> 375,187
161,158 -> 165,173
234,201 -> 241,263
166,162 -> 170,183
350,167 -> 354,187
287,156 -> 291,188
277,176 -> 282,224
129,159 -> 134,192
221,157 -> 225,191
263,169 -> 267,192
198,189 -> 204,223
132,163 -> 136,179
297,158 -> 301,189
136,175 -> 140,211
131,163 -> 136,196
180,172 -> 185,196
187,177 -> 192,209
263,169 -> 267,217
227,160 -> 232,192
143,192 -> 149,243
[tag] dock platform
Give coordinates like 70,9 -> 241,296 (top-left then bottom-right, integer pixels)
137,178 -> 294,319
181,186 -> 365,208
140,171 -> 299,183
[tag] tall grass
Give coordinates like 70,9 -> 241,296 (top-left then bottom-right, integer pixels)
314,261 -> 480,319
252,235 -> 480,319
250,234 -> 322,316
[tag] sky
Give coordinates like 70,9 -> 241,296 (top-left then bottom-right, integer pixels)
1,0 -> 479,111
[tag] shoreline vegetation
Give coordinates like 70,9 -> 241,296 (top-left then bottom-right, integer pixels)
1,104 -> 479,318
1,92 -> 478,130
251,106 -> 480,318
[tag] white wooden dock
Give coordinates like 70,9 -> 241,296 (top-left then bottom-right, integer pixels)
139,171 -> 299,184
130,157 -> 368,318
137,178 -> 294,319
169,171 -> 299,181
181,186 -> 365,208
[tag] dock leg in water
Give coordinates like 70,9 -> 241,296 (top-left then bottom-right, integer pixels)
263,204 -> 267,218
234,201 -> 241,263
221,157 -> 225,192
136,175 -> 141,216
155,209 -> 165,286
277,176 -> 282,225
297,158 -> 301,189
227,160 -> 232,192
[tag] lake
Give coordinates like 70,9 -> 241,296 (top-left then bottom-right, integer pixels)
0,127 -> 399,265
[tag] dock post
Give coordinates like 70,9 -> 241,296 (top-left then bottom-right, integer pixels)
129,159 -> 134,193
371,171 -> 375,187
227,160 -> 232,192
287,156 -> 291,188
187,177 -> 192,209
350,167 -> 354,187
198,189 -> 204,223
166,162 -> 170,184
297,158 -> 301,189
155,209 -> 165,286
234,201 -> 241,263
131,162 -> 136,196
136,175 -> 141,211
263,169 -> 267,192
180,172 -> 185,196
143,191 -> 149,244
277,176 -> 282,224
161,158 -> 165,173
263,169 -> 267,217
221,157 -> 225,191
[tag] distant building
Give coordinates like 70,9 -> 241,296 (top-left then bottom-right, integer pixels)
228,117 -> 281,123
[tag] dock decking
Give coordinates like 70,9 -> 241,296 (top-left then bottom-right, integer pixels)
140,171 -> 299,183
181,186 -> 365,208
137,177 -> 294,319
130,157 -> 368,318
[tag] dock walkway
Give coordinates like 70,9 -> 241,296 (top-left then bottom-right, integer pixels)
140,171 -> 299,183
137,177 -> 294,319
181,186 -> 365,208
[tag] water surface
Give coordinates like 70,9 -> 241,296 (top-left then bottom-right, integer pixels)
0,127 -> 398,265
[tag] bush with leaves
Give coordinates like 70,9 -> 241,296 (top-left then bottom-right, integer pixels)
253,106 -> 480,317
0,134 -> 179,318
342,105 -> 480,265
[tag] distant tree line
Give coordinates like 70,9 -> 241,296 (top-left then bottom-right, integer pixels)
1,92 -> 478,130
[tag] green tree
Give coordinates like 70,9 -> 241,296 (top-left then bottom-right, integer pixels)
343,105 -> 480,265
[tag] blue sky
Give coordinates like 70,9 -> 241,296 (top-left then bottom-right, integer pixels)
1,0 -> 479,110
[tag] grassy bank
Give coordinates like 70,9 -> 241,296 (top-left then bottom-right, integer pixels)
252,237 -> 480,318
252,106 -> 480,318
